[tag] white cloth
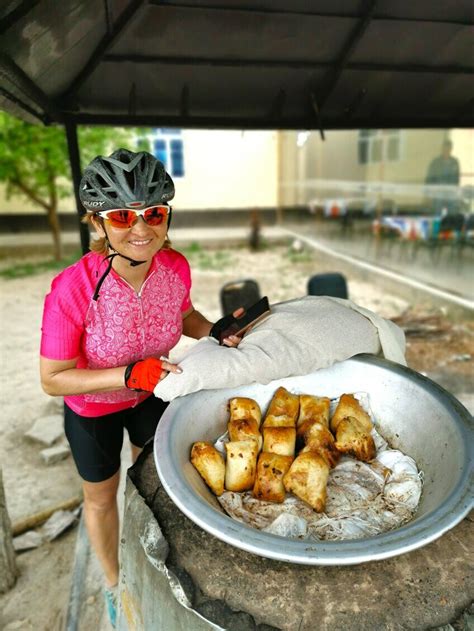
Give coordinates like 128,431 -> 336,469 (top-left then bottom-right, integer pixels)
154,296 -> 406,402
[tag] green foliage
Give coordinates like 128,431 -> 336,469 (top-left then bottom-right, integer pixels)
181,242 -> 235,270
0,114 -> 68,205
182,241 -> 203,254
0,112 -> 151,210
0,250 -> 82,279
285,247 -> 313,264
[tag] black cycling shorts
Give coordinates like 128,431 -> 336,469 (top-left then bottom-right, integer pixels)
64,395 -> 168,483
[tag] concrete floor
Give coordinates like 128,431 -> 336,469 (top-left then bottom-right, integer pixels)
1,220 -> 472,303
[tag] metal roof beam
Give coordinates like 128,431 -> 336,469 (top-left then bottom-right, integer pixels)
0,86 -> 46,123
103,54 -> 474,75
150,2 -> 474,26
0,0 -> 40,36
73,112 -> 474,130
316,0 -> 378,112
0,53 -> 63,122
60,0 -> 146,103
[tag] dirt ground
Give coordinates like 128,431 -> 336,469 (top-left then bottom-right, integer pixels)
0,241 -> 472,631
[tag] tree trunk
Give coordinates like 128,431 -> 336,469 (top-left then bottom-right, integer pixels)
0,469 -> 18,593
46,203 -> 62,261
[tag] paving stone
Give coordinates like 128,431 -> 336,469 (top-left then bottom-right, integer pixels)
13,531 -> 44,552
24,415 -> 64,446
41,510 -> 77,541
40,444 -> 70,465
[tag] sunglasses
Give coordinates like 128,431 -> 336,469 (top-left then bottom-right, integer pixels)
95,205 -> 170,229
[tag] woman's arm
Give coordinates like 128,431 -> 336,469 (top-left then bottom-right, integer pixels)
40,356 -> 126,397
181,307 -> 213,339
40,355 -> 181,397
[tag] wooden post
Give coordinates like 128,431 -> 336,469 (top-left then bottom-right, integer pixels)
0,469 -> 18,592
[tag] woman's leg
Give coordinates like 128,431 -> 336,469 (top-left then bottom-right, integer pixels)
64,403 -> 125,588
82,471 -> 121,587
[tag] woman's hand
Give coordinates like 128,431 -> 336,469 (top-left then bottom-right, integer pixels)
210,307 -> 245,346
125,357 -> 182,392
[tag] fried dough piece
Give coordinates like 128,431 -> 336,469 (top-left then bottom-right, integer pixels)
283,452 -> 330,512
297,395 -> 331,435
228,417 -> 262,452
262,387 -> 300,428
301,421 -> 340,468
330,393 -> 372,433
262,426 -> 296,457
224,440 -> 259,492
190,442 -> 226,496
229,397 -> 262,427
253,453 -> 294,503
334,416 -> 376,462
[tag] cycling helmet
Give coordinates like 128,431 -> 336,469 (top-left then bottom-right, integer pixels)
79,148 -> 174,211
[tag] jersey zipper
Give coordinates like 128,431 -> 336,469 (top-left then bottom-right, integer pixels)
126,271 -> 156,406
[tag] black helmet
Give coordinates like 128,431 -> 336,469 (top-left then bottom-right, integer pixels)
80,148 -> 175,212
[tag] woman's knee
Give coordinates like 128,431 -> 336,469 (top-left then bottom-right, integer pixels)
82,473 -> 120,511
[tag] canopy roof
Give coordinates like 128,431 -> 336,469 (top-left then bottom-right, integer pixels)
1,0 -> 473,130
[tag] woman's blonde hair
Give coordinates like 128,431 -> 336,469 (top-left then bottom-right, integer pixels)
81,213 -> 171,255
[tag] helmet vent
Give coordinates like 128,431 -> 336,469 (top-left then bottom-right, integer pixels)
96,173 -> 109,189
123,169 -> 135,191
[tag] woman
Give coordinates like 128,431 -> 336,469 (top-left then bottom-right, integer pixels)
39,148 -> 241,627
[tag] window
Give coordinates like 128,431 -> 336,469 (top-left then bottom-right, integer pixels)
153,139 -> 167,168
170,139 -> 184,177
151,129 -> 185,177
358,130 -> 401,164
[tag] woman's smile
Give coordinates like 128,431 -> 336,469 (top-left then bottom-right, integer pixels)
128,237 -> 153,247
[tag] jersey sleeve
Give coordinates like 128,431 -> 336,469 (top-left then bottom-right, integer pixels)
40,272 -> 87,360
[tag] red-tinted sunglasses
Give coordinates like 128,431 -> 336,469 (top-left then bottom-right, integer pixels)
96,205 -> 170,229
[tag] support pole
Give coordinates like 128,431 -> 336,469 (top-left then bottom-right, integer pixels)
0,469 -> 18,593
65,119 -> 89,255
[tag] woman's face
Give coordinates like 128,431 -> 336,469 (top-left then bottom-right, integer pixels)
92,212 -> 168,260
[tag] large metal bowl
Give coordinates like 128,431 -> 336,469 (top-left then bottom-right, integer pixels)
154,355 -> 473,565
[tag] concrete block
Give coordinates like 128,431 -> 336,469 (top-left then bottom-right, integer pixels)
40,444 -> 70,465
24,415 -> 64,446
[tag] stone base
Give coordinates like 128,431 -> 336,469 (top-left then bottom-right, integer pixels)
120,443 -> 473,630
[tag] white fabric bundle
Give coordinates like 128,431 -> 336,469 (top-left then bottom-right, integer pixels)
154,296 -> 406,402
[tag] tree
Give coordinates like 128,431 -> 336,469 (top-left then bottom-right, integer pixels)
0,114 -> 149,260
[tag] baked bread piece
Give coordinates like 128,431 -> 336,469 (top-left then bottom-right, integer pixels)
190,441 -> 226,496
334,415 -> 376,462
283,452 -> 330,512
253,452 -> 294,503
330,393 -> 371,433
229,397 -> 262,427
224,440 -> 259,492
262,386 -> 300,428
262,426 -> 296,457
297,395 -> 331,435
301,421 -> 340,468
228,417 -> 263,452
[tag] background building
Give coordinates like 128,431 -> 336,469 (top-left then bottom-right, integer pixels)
278,129 -> 473,214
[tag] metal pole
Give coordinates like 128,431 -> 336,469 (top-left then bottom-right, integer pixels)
65,119 -> 89,254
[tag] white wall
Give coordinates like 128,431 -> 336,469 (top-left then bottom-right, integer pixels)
0,130 -> 279,214
172,130 -> 278,209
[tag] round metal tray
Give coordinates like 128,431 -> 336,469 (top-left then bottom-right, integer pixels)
154,355 -> 473,565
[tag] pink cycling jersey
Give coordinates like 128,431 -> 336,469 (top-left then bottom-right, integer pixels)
41,249 -> 192,417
